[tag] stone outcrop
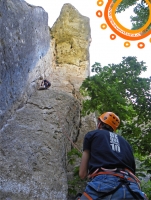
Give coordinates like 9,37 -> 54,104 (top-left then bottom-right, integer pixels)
0,0 -> 51,129
50,4 -> 91,96
0,1 -> 94,199
1,90 -> 81,200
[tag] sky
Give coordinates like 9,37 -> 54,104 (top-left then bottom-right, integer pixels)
25,0 -> 151,78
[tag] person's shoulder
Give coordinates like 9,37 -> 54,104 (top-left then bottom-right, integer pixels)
44,79 -> 50,83
85,129 -> 97,137
117,134 -> 131,146
117,133 -> 127,141
86,129 -> 107,137
87,129 -> 99,134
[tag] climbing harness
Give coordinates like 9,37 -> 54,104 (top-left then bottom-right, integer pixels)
75,192 -> 92,200
89,168 -> 141,187
76,168 -> 148,200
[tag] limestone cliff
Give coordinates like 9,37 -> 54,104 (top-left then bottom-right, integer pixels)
50,3 -> 91,96
0,0 -> 51,129
0,1 -> 95,199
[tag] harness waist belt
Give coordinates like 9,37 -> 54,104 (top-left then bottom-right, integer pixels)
89,168 -> 140,186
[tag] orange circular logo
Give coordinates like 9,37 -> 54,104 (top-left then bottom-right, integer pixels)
96,0 -> 151,48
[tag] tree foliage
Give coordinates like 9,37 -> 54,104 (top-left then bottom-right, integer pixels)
80,56 -> 151,160
115,0 -> 151,30
114,0 -> 138,13
131,2 -> 150,31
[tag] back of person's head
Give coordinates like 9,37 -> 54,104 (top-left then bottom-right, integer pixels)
99,121 -> 114,132
98,112 -> 120,132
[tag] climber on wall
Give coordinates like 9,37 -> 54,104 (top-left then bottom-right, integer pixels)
76,112 -> 148,200
38,79 -> 51,90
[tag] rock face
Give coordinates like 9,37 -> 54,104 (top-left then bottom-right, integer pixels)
1,90 -> 81,200
50,4 -> 91,96
0,0 -> 51,129
0,1 -> 94,199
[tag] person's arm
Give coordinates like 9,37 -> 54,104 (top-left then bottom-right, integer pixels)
79,150 -> 90,179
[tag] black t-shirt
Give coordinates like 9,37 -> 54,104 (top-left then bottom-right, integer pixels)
83,129 -> 136,174
43,80 -> 51,88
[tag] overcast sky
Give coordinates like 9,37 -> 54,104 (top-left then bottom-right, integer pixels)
25,0 -> 151,78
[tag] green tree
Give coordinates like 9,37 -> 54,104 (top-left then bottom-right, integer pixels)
115,0 -> 151,30
80,56 -> 151,162
131,2 -> 150,31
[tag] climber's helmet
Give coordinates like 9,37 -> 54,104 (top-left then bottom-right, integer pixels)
98,112 -> 120,131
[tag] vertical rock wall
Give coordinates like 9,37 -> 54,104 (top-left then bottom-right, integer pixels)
0,90 -> 81,200
50,4 -> 91,97
0,0 -> 51,129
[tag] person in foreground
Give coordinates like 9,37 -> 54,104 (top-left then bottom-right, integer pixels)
78,112 -> 148,200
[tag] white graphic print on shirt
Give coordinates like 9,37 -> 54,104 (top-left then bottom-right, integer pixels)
109,132 -> 120,153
